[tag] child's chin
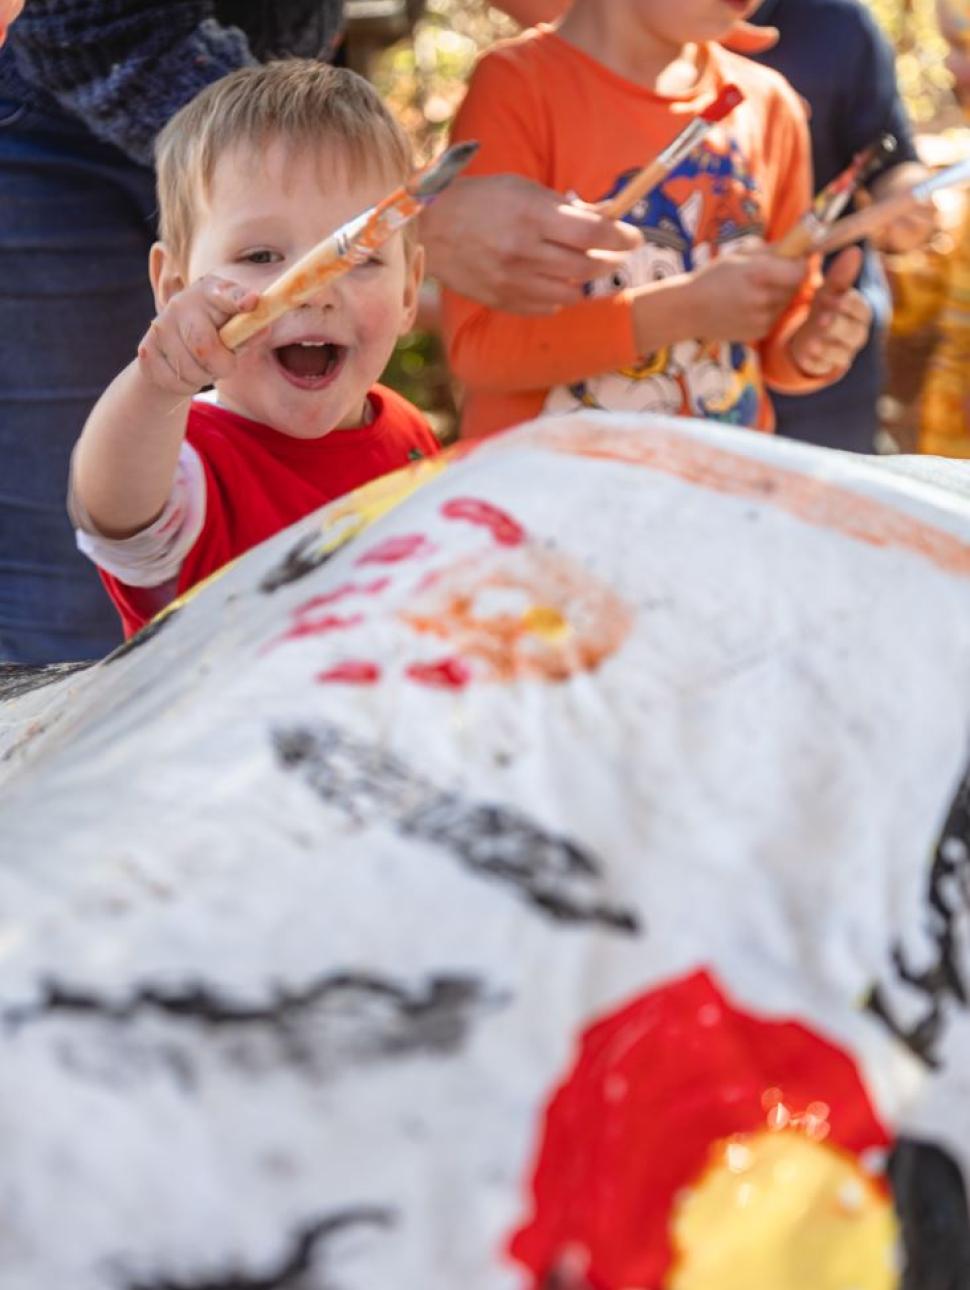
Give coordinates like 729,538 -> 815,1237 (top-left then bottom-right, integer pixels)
273,415 -> 340,441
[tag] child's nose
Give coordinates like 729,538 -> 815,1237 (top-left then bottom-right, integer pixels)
300,289 -> 334,312
300,275 -> 343,311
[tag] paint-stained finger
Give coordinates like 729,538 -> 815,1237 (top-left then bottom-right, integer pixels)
176,315 -> 236,380
150,328 -> 213,392
200,275 -> 260,320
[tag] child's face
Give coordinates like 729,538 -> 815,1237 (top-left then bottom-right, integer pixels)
168,137 -> 421,438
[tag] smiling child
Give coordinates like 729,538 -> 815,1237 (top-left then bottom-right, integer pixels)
70,60 -> 438,637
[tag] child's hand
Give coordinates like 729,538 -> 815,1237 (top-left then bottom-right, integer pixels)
684,248 -> 807,342
787,247 -> 872,379
137,275 -> 259,397
866,165 -> 938,255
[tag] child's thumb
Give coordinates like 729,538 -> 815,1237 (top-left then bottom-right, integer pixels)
821,246 -> 863,297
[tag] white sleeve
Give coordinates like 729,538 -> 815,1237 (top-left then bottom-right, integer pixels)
70,441 -> 207,588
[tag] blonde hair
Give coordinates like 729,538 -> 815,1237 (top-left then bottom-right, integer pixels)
155,60 -> 414,268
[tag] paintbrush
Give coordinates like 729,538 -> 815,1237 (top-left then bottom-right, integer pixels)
219,141 -> 479,351
816,155 -> 970,257
774,134 -> 897,257
597,83 -> 744,221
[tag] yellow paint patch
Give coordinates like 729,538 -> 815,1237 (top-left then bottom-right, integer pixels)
669,1129 -> 898,1290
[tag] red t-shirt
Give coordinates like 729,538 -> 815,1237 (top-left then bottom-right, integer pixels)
101,385 -> 439,637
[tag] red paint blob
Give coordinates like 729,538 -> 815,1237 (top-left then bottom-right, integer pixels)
284,611 -> 364,644
508,969 -> 892,1289
301,579 -> 391,609
317,660 -> 381,685
406,657 -> 472,689
441,498 -> 526,546
265,581 -> 391,653
356,534 -> 435,565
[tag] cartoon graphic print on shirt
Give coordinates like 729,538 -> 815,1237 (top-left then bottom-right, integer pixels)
545,136 -> 765,426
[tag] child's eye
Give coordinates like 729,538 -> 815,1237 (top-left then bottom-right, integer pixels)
240,249 -> 280,265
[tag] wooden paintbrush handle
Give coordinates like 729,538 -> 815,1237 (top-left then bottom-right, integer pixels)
816,190 -> 915,257
774,219 -> 821,259
218,188 -> 420,351
219,244 -> 344,350
598,161 -> 667,221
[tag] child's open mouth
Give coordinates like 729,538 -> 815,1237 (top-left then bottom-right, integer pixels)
273,340 -> 346,390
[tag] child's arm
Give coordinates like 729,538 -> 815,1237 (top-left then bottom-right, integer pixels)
71,276 -> 257,540
447,246 -> 810,394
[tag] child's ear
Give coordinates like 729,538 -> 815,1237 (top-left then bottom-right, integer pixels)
149,242 -> 187,312
398,243 -> 425,335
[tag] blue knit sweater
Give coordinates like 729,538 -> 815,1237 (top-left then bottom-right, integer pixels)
0,1 -> 345,165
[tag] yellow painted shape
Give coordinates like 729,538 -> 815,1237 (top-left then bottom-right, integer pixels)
669,1129 -> 899,1290
521,604 -> 572,641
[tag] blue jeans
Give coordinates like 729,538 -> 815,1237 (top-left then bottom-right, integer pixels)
0,100 -> 157,662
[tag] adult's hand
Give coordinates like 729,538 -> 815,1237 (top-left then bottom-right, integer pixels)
0,0 -> 23,47
421,174 -> 642,314
869,163 -> 938,255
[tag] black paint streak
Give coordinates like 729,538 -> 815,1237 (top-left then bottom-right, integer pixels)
124,1207 -> 395,1290
260,533 -> 340,593
103,605 -> 180,663
274,723 -> 640,935
8,972 -> 490,1053
890,1138 -> 970,1290
7,972 -> 498,1090
0,660 -> 93,702
865,759 -> 970,1067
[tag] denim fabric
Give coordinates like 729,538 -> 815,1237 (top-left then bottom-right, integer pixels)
0,99 -> 156,662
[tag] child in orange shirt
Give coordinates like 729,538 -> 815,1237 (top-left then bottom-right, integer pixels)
442,0 -> 872,440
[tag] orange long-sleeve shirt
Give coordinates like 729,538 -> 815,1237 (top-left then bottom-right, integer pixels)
442,28 -> 822,440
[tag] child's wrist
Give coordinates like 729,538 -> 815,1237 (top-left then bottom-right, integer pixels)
132,353 -> 197,413
630,274 -> 697,355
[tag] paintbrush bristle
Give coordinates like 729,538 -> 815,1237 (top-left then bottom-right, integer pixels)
409,141 -> 480,200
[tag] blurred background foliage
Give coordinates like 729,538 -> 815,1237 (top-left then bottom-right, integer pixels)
373,0 -> 962,432
865,0 -> 954,123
